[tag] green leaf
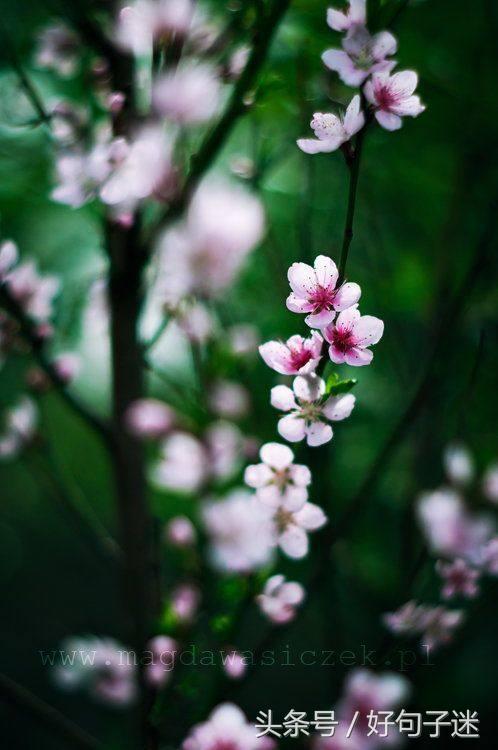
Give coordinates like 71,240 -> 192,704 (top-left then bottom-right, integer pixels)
326,373 -> 358,395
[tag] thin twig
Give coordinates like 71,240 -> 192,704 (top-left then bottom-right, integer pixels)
0,672 -> 103,750
155,0 -> 292,233
338,124 -> 367,283
0,285 -> 112,446
0,26 -> 51,127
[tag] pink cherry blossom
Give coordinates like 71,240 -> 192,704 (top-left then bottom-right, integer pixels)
152,431 -> 208,493
364,70 -> 425,131
419,607 -> 464,652
145,635 -> 177,687
482,463 -> 498,504
256,574 -> 305,625
99,126 -> 175,209
183,703 -> 275,750
165,516 -> 196,547
417,489 -> 494,566
286,255 -> 361,328
228,324 -> 260,355
259,332 -> 323,375
271,374 -> 356,447
443,442 -> 474,486
297,95 -> 365,154
205,420 -> 243,483
322,304 -> 384,366
222,651 -> 247,680
327,0 -> 366,32
383,600 -> 432,635
54,636 -> 136,707
202,490 -> 275,573
4,259 -> 60,323
436,559 -> 480,600
125,398 -> 174,440
209,380 -> 250,419
244,442 -> 311,511
153,63 -> 221,124
116,0 -> 194,56
270,500 -> 327,559
0,397 -> 38,458
155,181 -> 265,301
384,601 -> 464,652
322,26 -> 397,87
171,583 -> 200,623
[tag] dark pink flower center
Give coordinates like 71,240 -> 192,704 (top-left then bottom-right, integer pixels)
331,327 -> 355,353
309,285 -> 336,312
375,84 -> 399,111
210,741 -> 240,750
289,347 -> 313,370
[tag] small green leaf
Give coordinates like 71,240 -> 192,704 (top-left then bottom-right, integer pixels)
326,373 -> 358,395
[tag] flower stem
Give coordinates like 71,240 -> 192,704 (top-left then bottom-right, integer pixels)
338,127 -> 366,285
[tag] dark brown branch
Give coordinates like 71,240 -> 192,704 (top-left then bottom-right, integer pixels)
0,672 -> 103,750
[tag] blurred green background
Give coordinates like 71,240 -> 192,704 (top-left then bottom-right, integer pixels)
0,0 -> 498,747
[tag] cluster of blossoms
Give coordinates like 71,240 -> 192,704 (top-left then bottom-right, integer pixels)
298,0 -> 425,156
384,443 -> 498,651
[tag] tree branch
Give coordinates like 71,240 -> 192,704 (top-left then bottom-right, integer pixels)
0,672 -> 103,750
0,285 -> 112,446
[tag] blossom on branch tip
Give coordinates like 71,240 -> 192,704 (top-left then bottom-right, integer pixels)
256,574 -> 305,624
322,25 -> 397,87
297,95 -> 365,154
364,70 -> 425,131
322,304 -> 384,366
1,242 -> 59,324
222,651 -> 247,680
286,254 -> 361,328
209,380 -> 250,419
436,559 -> 480,600
244,442 -> 311,511
259,332 -> 323,375
34,23 -> 80,77
52,352 -> 81,384
271,374 -> 356,447
327,0 -> 366,32
170,583 -> 200,623
270,500 -> 327,559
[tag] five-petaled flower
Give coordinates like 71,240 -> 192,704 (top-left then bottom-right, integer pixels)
270,500 -> 327,558
322,304 -> 384,366
286,255 -> 361,328
364,70 -> 425,131
256,574 -> 305,624
244,442 -> 311,510
259,332 -> 323,375
297,95 -> 365,154
322,25 -> 397,87
327,0 -> 366,33
271,374 -> 356,447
